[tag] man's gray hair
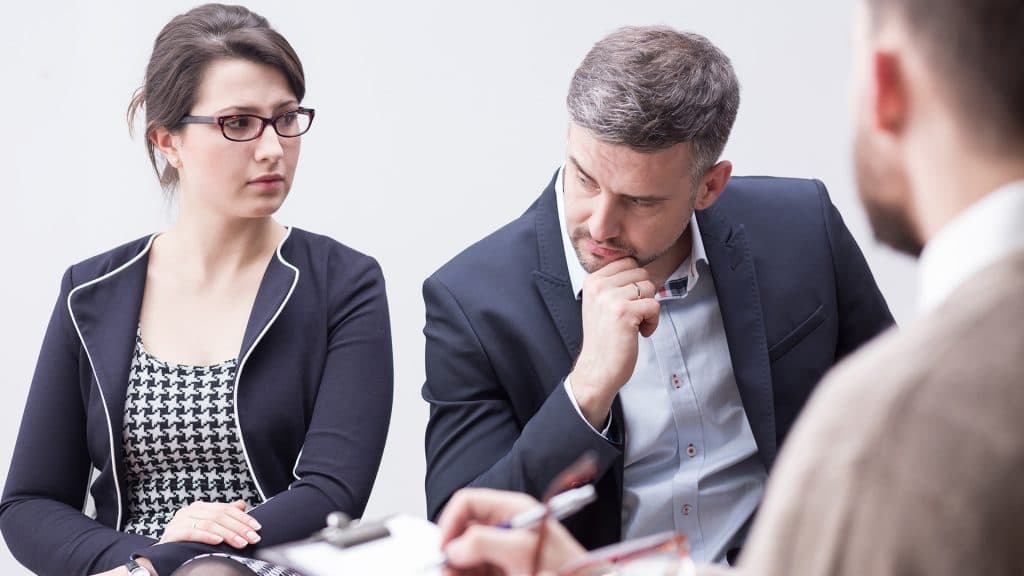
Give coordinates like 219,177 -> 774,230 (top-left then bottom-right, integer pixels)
567,26 -> 740,179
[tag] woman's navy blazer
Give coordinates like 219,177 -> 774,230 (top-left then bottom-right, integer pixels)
0,227 -> 394,576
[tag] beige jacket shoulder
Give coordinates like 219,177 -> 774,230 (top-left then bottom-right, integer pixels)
706,251 -> 1024,576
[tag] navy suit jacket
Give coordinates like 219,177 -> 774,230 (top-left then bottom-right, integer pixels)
423,173 -> 894,550
0,228 -> 393,576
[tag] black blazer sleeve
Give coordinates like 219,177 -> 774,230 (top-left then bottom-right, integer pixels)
136,254 -> 394,575
0,268 -> 156,575
422,275 -> 621,521
816,180 -> 895,358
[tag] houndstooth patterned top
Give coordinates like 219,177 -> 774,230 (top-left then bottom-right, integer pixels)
122,328 -> 301,575
122,328 -> 258,537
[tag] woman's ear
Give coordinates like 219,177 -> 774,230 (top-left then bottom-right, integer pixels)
151,127 -> 182,169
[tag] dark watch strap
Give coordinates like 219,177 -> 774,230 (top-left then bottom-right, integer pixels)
125,557 -> 152,576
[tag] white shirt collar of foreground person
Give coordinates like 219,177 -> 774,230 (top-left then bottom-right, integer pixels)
918,179 -> 1024,312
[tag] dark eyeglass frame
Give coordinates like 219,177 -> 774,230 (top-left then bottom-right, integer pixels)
178,107 -> 315,142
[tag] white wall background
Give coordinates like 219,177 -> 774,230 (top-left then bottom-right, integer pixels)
0,1 -> 916,573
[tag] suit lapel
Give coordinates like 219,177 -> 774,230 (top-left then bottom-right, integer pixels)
237,243 -> 298,362
532,176 -> 584,360
68,236 -> 154,526
697,205 -> 778,468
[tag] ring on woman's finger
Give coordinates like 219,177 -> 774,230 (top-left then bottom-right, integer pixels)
633,282 -> 642,300
191,519 -> 198,530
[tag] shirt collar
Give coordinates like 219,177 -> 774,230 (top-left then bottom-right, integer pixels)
918,179 -> 1024,312
555,165 -> 708,300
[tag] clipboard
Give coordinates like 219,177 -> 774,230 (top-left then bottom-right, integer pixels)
257,512 -> 445,575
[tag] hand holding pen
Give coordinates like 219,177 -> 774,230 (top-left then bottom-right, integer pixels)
438,453 -> 600,576
438,488 -> 588,575
498,484 -> 596,530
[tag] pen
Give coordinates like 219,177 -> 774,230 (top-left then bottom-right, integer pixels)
498,484 -> 597,530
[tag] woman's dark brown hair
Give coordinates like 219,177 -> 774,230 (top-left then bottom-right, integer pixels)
128,3 -> 305,193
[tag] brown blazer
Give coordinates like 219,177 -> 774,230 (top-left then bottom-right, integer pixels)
701,251 -> 1024,576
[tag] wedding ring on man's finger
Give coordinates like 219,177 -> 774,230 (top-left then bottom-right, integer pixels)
191,519 -> 198,530
633,282 -> 642,300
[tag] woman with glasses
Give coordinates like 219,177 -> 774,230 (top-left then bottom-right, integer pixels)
0,5 -> 393,576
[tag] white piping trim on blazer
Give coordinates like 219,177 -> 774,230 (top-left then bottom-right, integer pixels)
291,447 -> 304,483
67,233 -> 159,530
80,466 -> 96,516
234,226 -> 299,502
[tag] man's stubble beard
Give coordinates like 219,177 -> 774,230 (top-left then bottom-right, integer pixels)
854,127 -> 924,257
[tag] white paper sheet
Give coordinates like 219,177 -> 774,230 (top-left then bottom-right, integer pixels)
259,515 -> 445,576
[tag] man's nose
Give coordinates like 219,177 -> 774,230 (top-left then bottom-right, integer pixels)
588,193 -> 621,242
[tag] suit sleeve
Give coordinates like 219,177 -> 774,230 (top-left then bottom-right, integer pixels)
0,268 -> 156,576
135,254 -> 394,575
816,180 -> 895,357
422,275 -> 621,521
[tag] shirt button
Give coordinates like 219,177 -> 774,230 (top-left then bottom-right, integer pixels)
686,444 -> 697,458
681,504 -> 692,516
672,374 -> 681,389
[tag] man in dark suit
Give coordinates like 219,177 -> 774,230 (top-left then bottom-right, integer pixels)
423,25 -> 893,564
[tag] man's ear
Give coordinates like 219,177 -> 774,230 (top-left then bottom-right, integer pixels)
873,51 -> 907,135
151,127 -> 181,169
695,160 -> 732,210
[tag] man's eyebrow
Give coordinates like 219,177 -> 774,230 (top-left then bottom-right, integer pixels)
567,156 -> 596,183
568,155 -> 668,201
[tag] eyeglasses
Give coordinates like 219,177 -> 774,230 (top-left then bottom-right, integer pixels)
178,107 -> 315,142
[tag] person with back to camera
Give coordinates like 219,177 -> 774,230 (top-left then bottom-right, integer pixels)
0,4 -> 393,575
